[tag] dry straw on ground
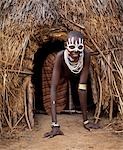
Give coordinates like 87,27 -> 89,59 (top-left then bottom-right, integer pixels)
0,0 -> 123,132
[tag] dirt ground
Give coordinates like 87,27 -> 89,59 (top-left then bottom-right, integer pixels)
0,113 -> 123,150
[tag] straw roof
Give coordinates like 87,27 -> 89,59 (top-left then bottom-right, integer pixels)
0,0 -> 123,131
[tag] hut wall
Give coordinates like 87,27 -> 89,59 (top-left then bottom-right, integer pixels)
0,0 -> 123,131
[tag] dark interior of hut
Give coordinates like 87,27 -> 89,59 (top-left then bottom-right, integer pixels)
32,39 -> 95,115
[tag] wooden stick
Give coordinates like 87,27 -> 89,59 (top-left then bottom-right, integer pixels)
0,107 -> 3,133
111,51 -> 122,78
24,87 -> 32,130
114,130 -> 123,133
95,75 -> 102,123
0,69 -> 33,75
112,74 -> 123,114
5,89 -> 12,127
61,110 -> 82,114
11,113 -> 25,133
109,80 -> 113,121
27,78 -> 34,128
107,54 -> 113,121
17,36 -> 29,76
3,111 -> 12,130
103,122 -> 115,129
2,72 -> 12,130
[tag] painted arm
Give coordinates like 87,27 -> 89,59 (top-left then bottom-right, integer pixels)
78,51 -> 90,122
44,52 -> 64,138
50,52 -> 61,123
78,51 -> 100,130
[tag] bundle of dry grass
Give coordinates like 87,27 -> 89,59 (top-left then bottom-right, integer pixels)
0,0 -> 123,132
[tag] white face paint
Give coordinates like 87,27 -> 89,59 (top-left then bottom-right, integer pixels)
66,37 -> 84,53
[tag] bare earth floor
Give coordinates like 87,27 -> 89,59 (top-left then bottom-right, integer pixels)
0,114 -> 123,150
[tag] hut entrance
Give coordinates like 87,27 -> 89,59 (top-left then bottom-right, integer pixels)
32,39 -> 66,113
32,39 -> 95,114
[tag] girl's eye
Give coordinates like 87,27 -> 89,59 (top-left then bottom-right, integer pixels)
69,45 -> 75,49
78,45 -> 83,49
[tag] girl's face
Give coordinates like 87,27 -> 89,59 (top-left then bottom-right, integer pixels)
66,37 -> 84,62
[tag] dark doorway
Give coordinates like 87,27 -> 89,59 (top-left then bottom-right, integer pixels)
32,39 -> 65,112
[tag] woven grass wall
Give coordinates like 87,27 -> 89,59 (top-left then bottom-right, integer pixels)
0,0 -> 123,131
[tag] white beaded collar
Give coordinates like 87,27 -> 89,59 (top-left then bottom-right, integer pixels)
64,49 -> 84,74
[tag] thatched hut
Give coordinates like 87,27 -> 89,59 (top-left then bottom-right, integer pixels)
0,0 -> 123,131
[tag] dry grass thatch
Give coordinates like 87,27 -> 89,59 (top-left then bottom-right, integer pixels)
0,0 -> 123,132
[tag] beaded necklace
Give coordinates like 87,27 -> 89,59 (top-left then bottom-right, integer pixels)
64,49 -> 84,74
